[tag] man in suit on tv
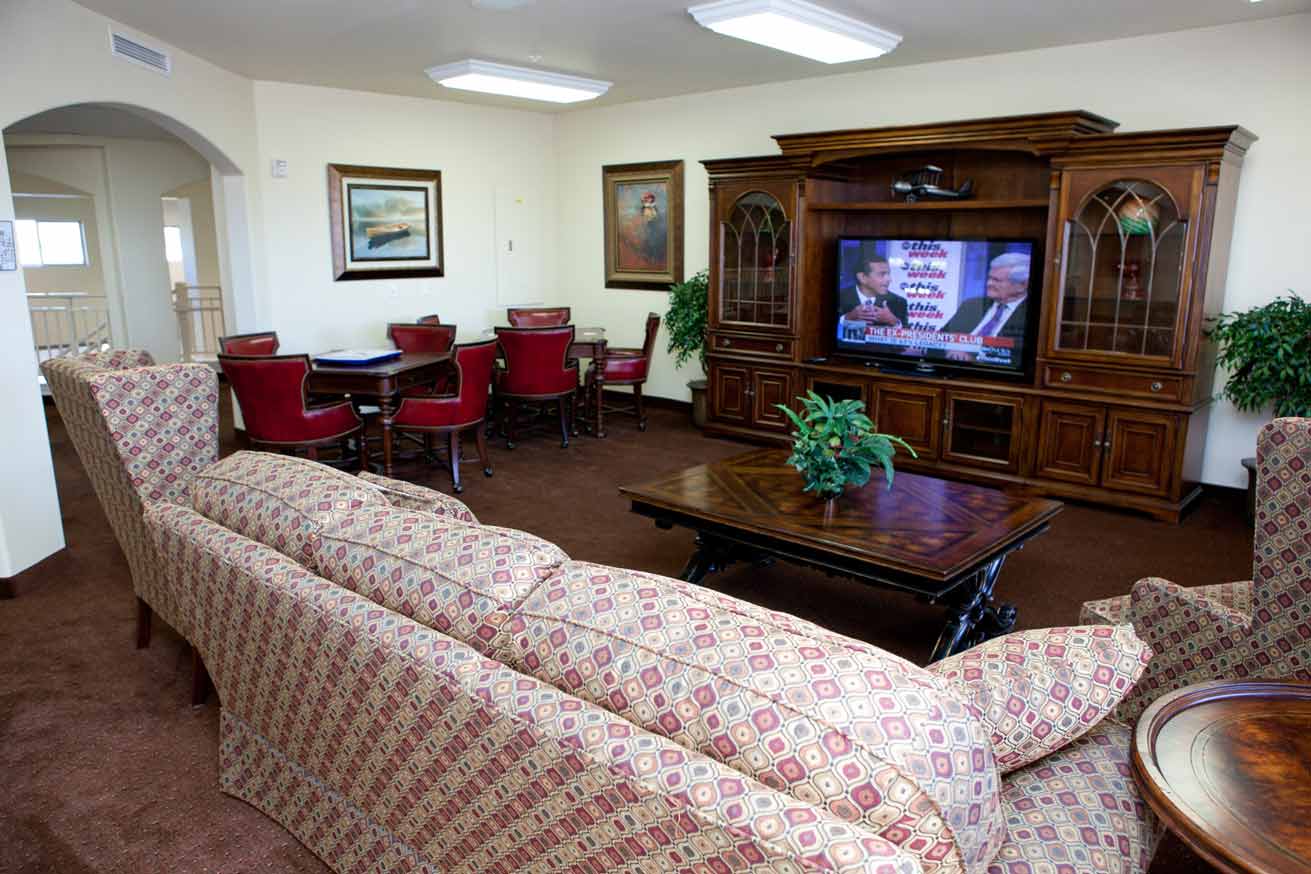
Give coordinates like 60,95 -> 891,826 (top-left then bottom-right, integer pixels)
838,255 -> 909,329
939,252 -> 1031,362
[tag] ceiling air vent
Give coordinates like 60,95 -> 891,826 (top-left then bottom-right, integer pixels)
109,30 -> 171,75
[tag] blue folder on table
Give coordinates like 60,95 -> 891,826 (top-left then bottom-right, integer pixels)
314,348 -> 402,365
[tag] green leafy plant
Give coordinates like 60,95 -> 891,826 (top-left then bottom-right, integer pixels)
665,269 -> 709,372
1206,292 -> 1311,417
777,392 -> 917,498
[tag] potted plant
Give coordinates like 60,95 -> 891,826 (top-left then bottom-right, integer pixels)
665,269 -> 710,428
1207,292 -> 1311,417
777,392 -> 916,501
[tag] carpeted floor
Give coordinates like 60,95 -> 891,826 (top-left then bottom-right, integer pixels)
1,396 -> 1250,873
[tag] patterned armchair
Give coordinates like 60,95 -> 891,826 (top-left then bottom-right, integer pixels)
1081,417 -> 1311,720
41,349 -> 219,649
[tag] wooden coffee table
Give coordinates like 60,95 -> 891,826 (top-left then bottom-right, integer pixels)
1133,680 -> 1311,874
620,448 -> 1061,661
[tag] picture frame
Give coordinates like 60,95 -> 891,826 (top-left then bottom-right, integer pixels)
0,220 -> 15,272
327,163 -> 444,281
602,160 -> 683,290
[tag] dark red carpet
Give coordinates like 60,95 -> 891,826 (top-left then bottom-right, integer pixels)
1,397 -> 1246,873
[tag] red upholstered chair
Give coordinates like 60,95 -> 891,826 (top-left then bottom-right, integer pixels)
218,331 -> 280,356
588,312 -> 660,431
494,326 -> 578,449
384,339 -> 498,492
388,322 -> 456,355
417,313 -> 442,325
218,353 -> 367,468
388,322 -> 457,397
507,306 -> 570,327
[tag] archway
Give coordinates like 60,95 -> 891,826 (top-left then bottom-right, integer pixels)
0,100 -> 258,577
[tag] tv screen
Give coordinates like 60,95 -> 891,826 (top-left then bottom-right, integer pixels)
834,237 -> 1037,373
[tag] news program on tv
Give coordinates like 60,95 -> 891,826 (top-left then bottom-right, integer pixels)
834,237 -> 1036,372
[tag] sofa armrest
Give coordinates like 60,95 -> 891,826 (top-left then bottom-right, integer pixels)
1112,577 -> 1256,721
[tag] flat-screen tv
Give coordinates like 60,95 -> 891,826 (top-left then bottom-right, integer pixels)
833,237 -> 1038,375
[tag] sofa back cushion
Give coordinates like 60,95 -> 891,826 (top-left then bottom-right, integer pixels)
310,504 -> 566,655
357,471 -> 479,523
928,625 -> 1151,773
191,451 -> 387,570
498,560 -> 1004,874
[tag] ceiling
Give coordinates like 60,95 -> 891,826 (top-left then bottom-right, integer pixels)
73,0 -> 1310,111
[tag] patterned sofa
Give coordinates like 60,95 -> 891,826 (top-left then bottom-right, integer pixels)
1081,417 -> 1311,721
41,349 -> 219,647
145,449 -> 1160,874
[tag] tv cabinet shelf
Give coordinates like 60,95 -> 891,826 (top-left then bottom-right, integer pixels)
700,111 -> 1254,523
807,199 -> 1049,212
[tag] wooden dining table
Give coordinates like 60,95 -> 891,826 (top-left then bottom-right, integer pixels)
309,351 -> 451,474
570,328 -> 609,438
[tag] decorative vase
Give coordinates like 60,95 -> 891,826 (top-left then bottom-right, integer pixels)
1117,199 -> 1160,236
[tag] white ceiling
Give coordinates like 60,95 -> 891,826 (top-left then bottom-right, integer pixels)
74,0 -> 1310,111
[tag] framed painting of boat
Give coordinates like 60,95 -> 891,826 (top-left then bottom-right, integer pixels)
327,163 -> 444,281
602,160 -> 683,290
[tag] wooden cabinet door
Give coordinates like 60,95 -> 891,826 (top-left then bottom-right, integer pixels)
711,363 -> 750,425
1102,408 -> 1176,496
1035,401 -> 1105,486
873,384 -> 942,460
1046,165 -> 1202,367
941,391 -> 1024,473
711,179 -> 799,334
752,368 -> 794,433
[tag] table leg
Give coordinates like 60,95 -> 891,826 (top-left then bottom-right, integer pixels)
928,555 -> 1017,662
593,367 -> 606,438
379,396 -> 398,477
678,533 -> 755,584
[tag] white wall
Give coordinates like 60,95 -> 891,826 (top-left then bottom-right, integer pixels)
554,13 -> 1311,487
166,178 -> 220,286
0,0 -> 264,576
7,134 -> 214,361
252,81 -> 557,352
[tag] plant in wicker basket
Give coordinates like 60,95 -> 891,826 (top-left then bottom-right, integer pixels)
777,392 -> 916,500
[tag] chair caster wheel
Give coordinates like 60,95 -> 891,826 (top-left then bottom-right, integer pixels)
453,483 -> 464,494
638,421 -> 647,432
561,440 -> 569,449
505,441 -> 515,450
483,467 -> 494,478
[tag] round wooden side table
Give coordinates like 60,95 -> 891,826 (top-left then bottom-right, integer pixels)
1132,680 -> 1311,874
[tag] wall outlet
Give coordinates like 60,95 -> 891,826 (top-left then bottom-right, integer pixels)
271,159 -> 288,178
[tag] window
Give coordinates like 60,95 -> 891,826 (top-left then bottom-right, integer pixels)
163,225 -> 184,263
14,219 -> 88,267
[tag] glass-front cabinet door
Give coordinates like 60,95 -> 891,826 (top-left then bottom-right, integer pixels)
717,183 -> 796,332
1051,167 -> 1198,365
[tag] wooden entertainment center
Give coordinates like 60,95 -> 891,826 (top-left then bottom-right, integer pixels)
701,111 -> 1255,522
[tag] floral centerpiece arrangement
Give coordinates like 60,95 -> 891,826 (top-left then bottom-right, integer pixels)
777,392 -> 916,500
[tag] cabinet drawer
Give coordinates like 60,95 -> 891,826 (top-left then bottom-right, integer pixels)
1042,364 -> 1182,402
710,333 -> 794,359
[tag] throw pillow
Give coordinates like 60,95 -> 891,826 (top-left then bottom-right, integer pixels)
928,625 -> 1151,773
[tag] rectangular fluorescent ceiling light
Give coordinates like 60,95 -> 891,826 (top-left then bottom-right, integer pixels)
688,0 -> 901,63
425,59 -> 611,103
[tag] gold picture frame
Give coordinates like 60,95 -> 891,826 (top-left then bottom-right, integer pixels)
602,160 -> 684,290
